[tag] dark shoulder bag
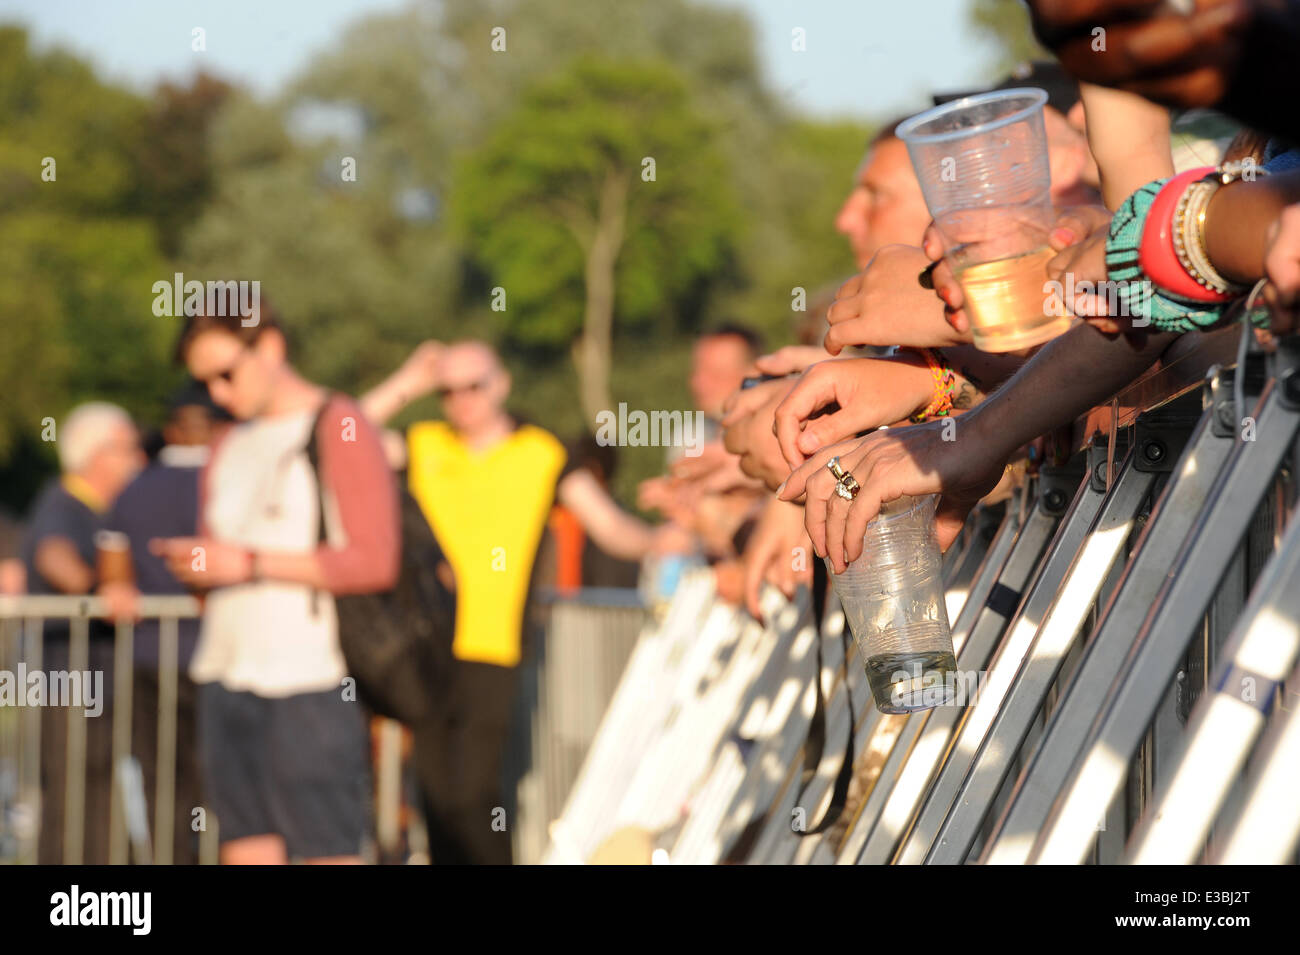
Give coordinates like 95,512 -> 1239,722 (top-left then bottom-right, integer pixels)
304,395 -> 457,725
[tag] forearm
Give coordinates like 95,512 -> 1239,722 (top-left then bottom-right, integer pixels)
1082,83 -> 1173,210
1206,170 -> 1300,284
34,539 -> 94,594
558,470 -> 657,561
887,349 -> 996,418
359,374 -> 420,426
252,547 -> 393,592
937,345 -> 1024,411
582,510 -> 657,562
966,324 -> 1178,456
252,550 -> 327,588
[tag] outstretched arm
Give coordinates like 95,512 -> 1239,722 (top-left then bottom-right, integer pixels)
556,468 -> 659,562
360,341 -> 444,426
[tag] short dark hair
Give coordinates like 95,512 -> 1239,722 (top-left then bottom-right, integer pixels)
173,285 -> 280,365
701,322 -> 763,360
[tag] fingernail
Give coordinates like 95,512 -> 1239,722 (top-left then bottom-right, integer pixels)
1050,227 -> 1075,246
775,481 -> 786,497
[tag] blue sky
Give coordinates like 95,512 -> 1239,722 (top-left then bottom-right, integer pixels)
0,0 -> 1003,120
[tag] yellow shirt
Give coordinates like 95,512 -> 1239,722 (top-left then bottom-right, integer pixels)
407,421 -> 566,667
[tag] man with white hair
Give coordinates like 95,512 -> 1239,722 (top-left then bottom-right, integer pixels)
21,400 -> 143,864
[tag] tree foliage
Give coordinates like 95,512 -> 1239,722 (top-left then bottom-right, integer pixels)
1,2 -> 874,509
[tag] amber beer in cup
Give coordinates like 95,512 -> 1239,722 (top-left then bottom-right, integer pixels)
897,89 -> 1075,352
95,530 -> 134,586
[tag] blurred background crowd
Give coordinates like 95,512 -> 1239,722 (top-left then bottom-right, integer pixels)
3,0 -> 1299,865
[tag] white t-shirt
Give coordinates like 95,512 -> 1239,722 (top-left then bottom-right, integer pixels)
189,408 -> 346,697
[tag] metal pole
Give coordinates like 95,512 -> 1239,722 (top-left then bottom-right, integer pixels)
1030,382 -> 1300,863
860,483 -> 1060,865
108,618 -> 133,865
1208,661 -> 1300,864
982,392 -> 1237,864
155,616 -> 178,866
902,466 -> 1104,864
837,504 -> 1023,865
64,615 -> 88,866
1127,501 -> 1300,862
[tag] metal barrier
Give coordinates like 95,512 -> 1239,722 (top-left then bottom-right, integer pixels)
545,328 -> 1300,864
513,588 -> 645,865
0,595 -> 204,865
0,588 -> 644,865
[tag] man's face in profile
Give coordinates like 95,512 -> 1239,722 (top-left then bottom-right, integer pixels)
836,136 -> 932,268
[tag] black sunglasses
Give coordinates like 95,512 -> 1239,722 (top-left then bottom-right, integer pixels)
437,378 -> 488,399
197,347 -> 249,387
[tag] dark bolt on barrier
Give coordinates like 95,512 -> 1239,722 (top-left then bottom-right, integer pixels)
1141,440 -> 1166,464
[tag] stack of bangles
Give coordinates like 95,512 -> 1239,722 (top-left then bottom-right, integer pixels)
909,348 -> 956,424
1106,161 -> 1272,332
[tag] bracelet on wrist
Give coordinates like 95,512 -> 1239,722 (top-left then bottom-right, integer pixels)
1107,177 -> 1233,332
909,349 -> 956,424
1111,162 -> 1273,333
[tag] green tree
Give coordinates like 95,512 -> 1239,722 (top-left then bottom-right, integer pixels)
969,0 -> 1048,75
129,73 -> 233,257
0,26 -> 174,501
452,58 -> 741,421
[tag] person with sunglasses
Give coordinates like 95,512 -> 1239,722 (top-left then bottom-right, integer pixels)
153,295 -> 400,865
362,337 -> 686,863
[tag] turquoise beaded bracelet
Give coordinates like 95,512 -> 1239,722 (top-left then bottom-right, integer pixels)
1105,178 -> 1233,332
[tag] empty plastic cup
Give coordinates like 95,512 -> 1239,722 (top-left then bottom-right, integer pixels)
825,494 -> 956,713
897,88 -> 1075,353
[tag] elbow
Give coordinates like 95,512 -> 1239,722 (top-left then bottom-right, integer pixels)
322,542 -> 399,595
373,545 -> 400,591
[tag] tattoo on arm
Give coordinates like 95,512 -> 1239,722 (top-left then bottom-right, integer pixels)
951,380 -> 979,410
951,362 -> 985,393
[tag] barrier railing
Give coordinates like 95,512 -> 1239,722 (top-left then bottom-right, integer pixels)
0,595 -> 204,864
0,589 -> 644,865
546,328 -> 1300,865
513,588 -> 645,864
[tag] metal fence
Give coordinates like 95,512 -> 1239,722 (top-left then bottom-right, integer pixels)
0,595 -> 206,864
513,588 -> 646,864
547,327 -> 1300,864
0,588 -> 644,864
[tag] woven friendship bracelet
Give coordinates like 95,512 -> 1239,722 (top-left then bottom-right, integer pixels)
909,348 -> 956,424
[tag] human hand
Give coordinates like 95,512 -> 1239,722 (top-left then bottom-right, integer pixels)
771,357 -> 930,470
395,340 -> 445,398
777,420 -> 1007,572
1043,205 -> 1134,336
670,443 -> 764,494
714,558 -> 746,607
754,345 -> 834,377
826,244 -> 971,352
741,496 -> 813,621
150,537 -> 253,588
1024,0 -> 1253,111
637,476 -> 674,513
650,522 -> 696,557
921,224 -> 974,339
721,377 -> 799,491
98,581 -> 140,622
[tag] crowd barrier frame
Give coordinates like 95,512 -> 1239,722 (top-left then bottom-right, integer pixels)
545,327 -> 1300,865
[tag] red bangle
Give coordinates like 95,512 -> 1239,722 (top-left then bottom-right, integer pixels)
1139,167 -> 1234,304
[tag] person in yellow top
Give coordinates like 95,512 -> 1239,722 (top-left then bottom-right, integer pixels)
363,339 -> 672,864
